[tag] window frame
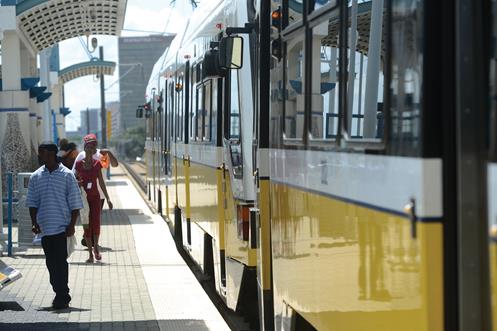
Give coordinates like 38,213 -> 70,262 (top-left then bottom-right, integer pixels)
175,71 -> 185,142
225,69 -> 241,140
190,78 -> 214,145
309,0 -> 339,17
281,27 -> 307,147
203,79 -> 213,142
306,9 -> 342,146
338,0 -> 389,150
283,0 -> 305,34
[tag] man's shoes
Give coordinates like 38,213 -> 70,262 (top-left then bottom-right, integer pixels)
52,294 -> 71,310
52,301 -> 69,310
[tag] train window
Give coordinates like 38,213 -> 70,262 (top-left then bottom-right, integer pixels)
389,0 -> 422,154
193,80 -> 213,142
169,81 -> 175,142
230,70 -> 241,139
211,79 -> 218,143
270,57 -> 284,147
344,0 -> 387,142
204,81 -> 212,141
163,84 -> 170,176
190,66 -> 197,141
176,74 -> 184,141
309,19 -> 340,140
196,86 -> 203,140
284,37 -> 305,141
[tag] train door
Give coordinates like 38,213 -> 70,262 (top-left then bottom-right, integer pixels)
157,86 -> 164,215
167,79 -> 178,223
174,67 -> 190,247
265,0 -> 455,330
253,2 -> 274,330
446,0 -> 494,330
164,78 -> 172,221
221,20 -> 259,324
183,62 -> 192,248
485,0 -> 497,330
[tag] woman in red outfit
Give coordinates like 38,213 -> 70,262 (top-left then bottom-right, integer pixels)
75,135 -> 113,262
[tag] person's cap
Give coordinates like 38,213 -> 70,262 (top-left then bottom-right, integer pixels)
83,134 -> 98,147
38,141 -> 58,153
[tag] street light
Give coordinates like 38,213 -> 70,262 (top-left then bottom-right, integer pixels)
84,33 -> 98,53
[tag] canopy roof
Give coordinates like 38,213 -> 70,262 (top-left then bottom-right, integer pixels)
16,0 -> 127,52
59,59 -> 116,84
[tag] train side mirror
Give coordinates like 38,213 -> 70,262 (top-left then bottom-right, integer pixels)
219,36 -> 243,70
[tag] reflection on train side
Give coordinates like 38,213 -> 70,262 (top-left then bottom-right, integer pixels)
271,184 -> 429,329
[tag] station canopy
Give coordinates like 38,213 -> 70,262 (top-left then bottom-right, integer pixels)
59,58 -> 116,84
16,0 -> 127,52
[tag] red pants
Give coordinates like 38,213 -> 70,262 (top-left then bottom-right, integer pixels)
84,196 -> 101,237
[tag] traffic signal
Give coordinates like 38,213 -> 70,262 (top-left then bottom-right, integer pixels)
272,9 -> 281,30
136,105 -> 144,118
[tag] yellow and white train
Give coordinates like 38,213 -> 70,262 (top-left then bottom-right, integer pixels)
142,0 -> 497,330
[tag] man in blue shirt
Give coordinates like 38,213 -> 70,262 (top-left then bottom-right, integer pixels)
26,142 -> 83,310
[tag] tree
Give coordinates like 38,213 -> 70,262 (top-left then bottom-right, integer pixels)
110,126 -> 146,161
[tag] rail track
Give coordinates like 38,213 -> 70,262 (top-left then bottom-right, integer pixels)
121,161 -> 147,192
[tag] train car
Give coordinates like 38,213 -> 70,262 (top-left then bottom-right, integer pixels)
144,0 -> 260,326
262,0 -> 445,329
142,0 -> 496,330
257,0 -> 490,330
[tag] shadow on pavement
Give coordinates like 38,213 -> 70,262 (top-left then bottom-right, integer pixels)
74,246 -> 126,253
36,306 -> 91,313
0,319 -> 211,331
0,301 -> 24,311
68,261 -> 111,266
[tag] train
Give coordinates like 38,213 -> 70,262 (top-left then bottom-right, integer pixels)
141,0 -> 495,330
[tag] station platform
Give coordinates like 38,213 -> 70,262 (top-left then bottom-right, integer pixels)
0,166 -> 231,331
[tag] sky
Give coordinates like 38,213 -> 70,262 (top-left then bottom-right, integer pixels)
62,0 -> 195,131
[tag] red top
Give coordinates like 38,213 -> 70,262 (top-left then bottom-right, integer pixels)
75,159 -> 102,198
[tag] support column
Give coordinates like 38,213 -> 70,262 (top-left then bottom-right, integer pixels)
29,97 -> 39,167
50,76 -> 63,141
40,48 -> 53,142
21,42 -> 39,167
0,28 -> 31,195
363,0 -> 384,138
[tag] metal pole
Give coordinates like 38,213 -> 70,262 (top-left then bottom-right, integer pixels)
100,46 -> 107,148
363,0 -> 384,138
52,110 -> 58,143
347,0 -> 358,133
357,53 -> 364,134
7,173 -> 13,257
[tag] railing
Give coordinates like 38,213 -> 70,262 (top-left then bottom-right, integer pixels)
3,173 -> 14,257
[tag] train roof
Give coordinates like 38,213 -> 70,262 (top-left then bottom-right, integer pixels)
146,0 -> 226,96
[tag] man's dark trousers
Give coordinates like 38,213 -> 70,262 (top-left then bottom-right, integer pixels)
41,232 -> 71,304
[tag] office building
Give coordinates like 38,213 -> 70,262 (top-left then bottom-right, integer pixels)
118,35 -> 174,131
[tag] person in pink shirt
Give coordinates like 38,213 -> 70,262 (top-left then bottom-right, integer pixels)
74,134 -> 113,262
